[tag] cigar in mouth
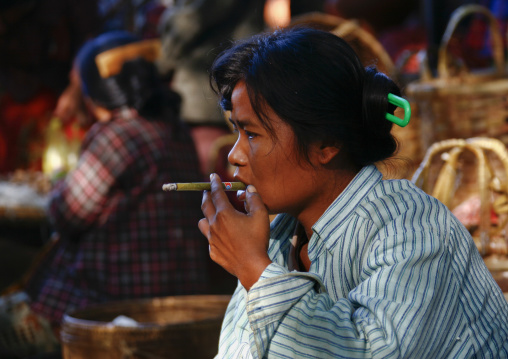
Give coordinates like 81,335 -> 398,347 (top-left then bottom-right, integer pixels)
162,182 -> 246,191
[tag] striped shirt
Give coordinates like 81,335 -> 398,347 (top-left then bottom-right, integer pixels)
216,165 -> 508,358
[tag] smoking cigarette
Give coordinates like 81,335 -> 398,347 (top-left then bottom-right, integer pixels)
162,182 -> 246,191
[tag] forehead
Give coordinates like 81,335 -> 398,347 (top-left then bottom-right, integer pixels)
231,80 -> 297,146
231,81 -> 278,129
231,81 -> 254,118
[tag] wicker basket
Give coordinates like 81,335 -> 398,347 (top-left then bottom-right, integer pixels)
60,295 -> 231,359
406,5 -> 508,152
412,137 -> 508,271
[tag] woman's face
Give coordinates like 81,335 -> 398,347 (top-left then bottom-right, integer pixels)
228,81 -> 320,216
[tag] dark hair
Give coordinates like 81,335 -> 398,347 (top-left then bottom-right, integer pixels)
76,31 -> 181,119
210,27 -> 401,167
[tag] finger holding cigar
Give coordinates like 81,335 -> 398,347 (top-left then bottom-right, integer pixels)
199,173 -> 271,290
162,181 -> 246,192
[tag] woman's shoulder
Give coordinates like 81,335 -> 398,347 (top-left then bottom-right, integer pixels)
110,114 -> 160,132
358,178 -> 451,229
374,178 -> 446,210
79,117 -> 166,157
104,115 -> 177,146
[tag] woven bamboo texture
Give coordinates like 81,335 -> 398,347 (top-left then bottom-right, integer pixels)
406,5 -> 508,152
60,295 -> 231,359
412,137 -> 508,271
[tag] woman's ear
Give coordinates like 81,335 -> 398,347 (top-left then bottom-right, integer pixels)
317,143 -> 341,165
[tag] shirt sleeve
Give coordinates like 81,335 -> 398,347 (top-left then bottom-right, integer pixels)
47,123 -> 133,237
245,227 -> 459,359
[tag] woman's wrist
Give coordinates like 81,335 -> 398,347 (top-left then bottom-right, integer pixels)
239,257 -> 273,291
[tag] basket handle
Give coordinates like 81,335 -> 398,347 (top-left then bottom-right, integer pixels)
437,4 -> 505,79
332,20 -> 396,77
464,143 -> 490,255
412,139 -> 490,254
467,137 -> 508,194
411,138 -> 467,193
467,137 -> 508,238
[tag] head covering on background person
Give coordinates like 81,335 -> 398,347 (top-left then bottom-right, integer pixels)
75,30 -> 183,126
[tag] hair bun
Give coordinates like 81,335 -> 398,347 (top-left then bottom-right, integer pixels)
362,66 -> 400,126
353,66 -> 399,165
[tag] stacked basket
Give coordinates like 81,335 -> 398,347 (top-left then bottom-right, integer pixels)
406,4 -> 508,151
412,137 -> 508,275
408,5 -> 508,285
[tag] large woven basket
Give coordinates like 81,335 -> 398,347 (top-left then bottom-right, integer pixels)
406,5 -> 508,152
60,295 -> 231,359
412,137 -> 508,272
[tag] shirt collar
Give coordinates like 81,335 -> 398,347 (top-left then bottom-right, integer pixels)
308,165 -> 382,260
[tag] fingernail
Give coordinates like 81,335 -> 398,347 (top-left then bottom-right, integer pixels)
247,185 -> 257,193
210,173 -> 215,181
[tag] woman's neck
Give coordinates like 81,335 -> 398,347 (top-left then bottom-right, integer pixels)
296,165 -> 359,240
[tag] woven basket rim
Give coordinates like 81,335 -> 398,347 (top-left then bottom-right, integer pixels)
61,295 -> 231,329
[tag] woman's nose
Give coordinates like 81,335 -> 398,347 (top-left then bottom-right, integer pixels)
228,137 -> 247,167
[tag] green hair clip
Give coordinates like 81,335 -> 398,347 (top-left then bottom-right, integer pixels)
386,93 -> 411,127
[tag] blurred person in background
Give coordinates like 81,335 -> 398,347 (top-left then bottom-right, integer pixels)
0,30 -> 209,358
52,0 -> 172,135
0,0 -> 171,174
157,0 -> 267,177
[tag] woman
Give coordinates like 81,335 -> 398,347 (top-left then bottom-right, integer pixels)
199,27 -> 508,358
9,31 -> 210,355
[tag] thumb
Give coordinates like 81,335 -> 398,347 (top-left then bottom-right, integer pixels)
198,218 -> 210,239
245,185 -> 267,216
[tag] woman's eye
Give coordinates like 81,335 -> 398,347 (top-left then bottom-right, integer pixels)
245,131 -> 257,139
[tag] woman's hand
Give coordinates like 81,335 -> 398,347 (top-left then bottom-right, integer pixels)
53,67 -> 92,128
199,174 -> 272,290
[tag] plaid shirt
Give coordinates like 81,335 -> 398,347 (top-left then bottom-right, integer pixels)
26,112 -> 209,325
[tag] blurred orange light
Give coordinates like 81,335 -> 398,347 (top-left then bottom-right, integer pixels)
264,0 -> 291,29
